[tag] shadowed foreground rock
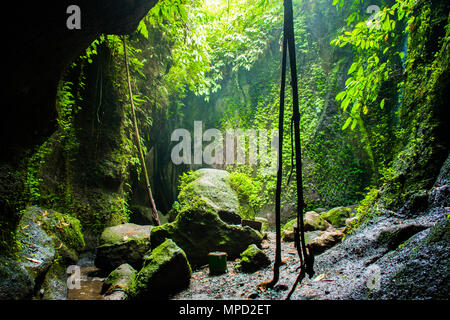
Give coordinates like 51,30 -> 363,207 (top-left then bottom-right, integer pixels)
151,200 -> 263,268
0,206 -> 84,300
102,263 -> 136,299
130,239 -> 192,299
95,223 -> 152,272
236,244 -> 271,273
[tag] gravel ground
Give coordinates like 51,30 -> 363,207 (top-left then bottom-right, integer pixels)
172,232 -> 318,300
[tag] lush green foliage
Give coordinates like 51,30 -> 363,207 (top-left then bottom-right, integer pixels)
332,0 -> 414,131
229,172 -> 263,219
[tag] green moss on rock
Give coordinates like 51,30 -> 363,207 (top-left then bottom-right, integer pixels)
235,244 -> 270,273
150,199 -> 263,268
178,169 -> 240,216
130,239 -> 192,299
102,263 -> 136,295
321,207 -> 351,226
255,217 -> 269,233
0,206 -> 85,300
95,223 -> 152,271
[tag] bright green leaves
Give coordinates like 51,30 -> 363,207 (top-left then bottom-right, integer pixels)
342,117 -> 352,130
131,0 -> 282,101
380,98 -> 385,110
348,61 -> 358,74
137,20 -> 149,39
332,0 -> 345,8
331,0 -> 415,131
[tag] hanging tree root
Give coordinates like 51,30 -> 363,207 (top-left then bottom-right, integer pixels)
122,35 -> 160,226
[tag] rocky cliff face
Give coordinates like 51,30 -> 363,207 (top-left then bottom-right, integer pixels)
2,0 -> 157,160
0,0 -> 159,256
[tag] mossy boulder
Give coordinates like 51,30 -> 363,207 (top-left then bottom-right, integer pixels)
40,263 -> 68,300
102,263 -> 136,297
130,239 -> 192,299
321,207 -> 352,226
150,199 -> 263,268
235,244 -> 271,273
0,206 -> 85,300
304,211 -> 330,231
95,223 -> 152,272
0,257 -> 34,299
177,169 -> 241,223
281,218 -> 296,241
282,228 -> 324,243
281,212 -> 329,241
307,230 -> 344,255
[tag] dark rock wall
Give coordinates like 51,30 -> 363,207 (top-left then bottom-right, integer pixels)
2,0 -> 158,161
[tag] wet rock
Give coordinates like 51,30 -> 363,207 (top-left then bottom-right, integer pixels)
377,223 -> 428,251
429,184 -> 450,208
40,263 -> 68,300
151,200 -> 263,268
0,257 -> 34,300
281,213 -> 329,242
102,263 -> 136,298
95,223 -> 152,272
308,230 -> 344,255
397,191 -> 429,217
130,239 -> 192,299
0,206 -> 85,300
321,207 -> 351,227
304,211 -> 331,231
282,230 -> 295,242
371,218 -> 449,299
218,210 -> 242,225
236,244 -> 271,273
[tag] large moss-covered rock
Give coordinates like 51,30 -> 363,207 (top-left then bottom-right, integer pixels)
0,257 -> 34,300
151,200 -> 263,268
281,212 -> 329,241
40,263 -> 68,300
304,211 -> 330,231
236,244 -> 271,273
95,223 -> 152,272
321,207 -> 351,226
0,206 -> 85,300
177,169 -> 241,223
102,263 -> 137,298
130,239 -> 192,299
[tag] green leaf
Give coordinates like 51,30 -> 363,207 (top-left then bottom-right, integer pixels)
348,62 -> 358,75
342,97 -> 351,111
342,117 -> 352,130
138,20 -> 149,39
336,91 -> 346,101
350,118 -> 358,130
